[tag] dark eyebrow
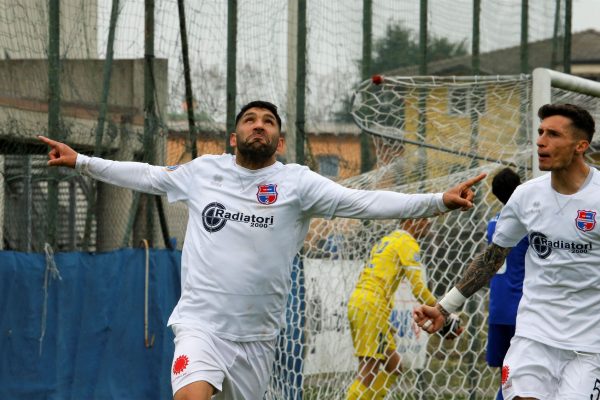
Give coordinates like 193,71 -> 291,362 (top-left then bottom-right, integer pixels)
241,112 -> 257,120
538,127 -> 560,135
242,111 -> 276,121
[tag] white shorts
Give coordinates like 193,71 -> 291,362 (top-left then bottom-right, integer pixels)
171,325 -> 276,400
502,336 -> 600,400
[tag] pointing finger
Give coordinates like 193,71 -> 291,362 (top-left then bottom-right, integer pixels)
461,172 -> 487,188
38,135 -> 58,147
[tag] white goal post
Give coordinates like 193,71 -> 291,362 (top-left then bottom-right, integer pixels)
265,70 -> 600,400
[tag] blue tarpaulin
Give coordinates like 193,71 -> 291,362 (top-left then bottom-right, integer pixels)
0,248 -> 181,400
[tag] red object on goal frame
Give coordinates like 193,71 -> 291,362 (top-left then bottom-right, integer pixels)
371,74 -> 384,85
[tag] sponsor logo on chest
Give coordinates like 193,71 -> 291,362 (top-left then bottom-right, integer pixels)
529,231 -> 593,258
202,202 -> 275,232
200,182 -> 281,233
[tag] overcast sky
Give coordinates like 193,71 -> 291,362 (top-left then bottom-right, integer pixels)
96,0 -> 600,117
573,0 -> 600,32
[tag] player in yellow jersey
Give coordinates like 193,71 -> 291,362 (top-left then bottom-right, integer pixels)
346,218 -> 462,400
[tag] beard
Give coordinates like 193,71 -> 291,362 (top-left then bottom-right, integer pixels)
236,137 -> 278,163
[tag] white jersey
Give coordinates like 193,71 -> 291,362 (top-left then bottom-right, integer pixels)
493,167 -> 600,352
77,153 -> 447,341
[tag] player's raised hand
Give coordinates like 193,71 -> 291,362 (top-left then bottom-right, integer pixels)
413,304 -> 446,334
38,135 -> 78,168
442,172 -> 486,211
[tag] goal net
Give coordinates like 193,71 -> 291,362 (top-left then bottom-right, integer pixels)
266,71 -> 600,399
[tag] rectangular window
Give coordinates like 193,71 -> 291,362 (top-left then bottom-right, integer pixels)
317,155 -> 339,178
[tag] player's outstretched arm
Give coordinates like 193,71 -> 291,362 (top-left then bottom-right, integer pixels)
414,242 -> 510,334
442,172 -> 486,211
38,135 -> 78,168
39,135 -> 185,197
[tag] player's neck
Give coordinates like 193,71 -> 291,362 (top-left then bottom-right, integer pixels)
235,154 -> 277,170
550,160 -> 591,195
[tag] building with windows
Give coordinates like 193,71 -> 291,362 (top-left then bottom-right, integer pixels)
166,121 -> 364,181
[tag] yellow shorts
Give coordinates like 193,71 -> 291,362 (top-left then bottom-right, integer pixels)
347,303 -> 396,360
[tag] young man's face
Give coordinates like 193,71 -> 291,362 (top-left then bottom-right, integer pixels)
230,107 -> 283,161
536,115 -> 588,171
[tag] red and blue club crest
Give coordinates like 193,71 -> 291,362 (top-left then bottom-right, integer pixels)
575,209 -> 596,232
257,184 -> 278,205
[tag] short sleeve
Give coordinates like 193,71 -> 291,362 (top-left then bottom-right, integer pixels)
486,216 -> 498,244
493,193 -> 527,248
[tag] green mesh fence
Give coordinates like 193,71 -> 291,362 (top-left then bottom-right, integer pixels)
0,2 -> 587,398
0,0 -> 570,253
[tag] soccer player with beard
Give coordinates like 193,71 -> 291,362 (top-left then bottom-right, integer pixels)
39,100 -> 485,400
414,103 -> 600,400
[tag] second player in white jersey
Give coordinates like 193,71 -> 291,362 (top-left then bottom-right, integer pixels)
494,168 -> 600,352
414,103 -> 600,400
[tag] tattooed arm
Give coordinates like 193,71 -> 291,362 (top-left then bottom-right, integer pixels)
455,243 -> 511,298
413,243 -> 511,333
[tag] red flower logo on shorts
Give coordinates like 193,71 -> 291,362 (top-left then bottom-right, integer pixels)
501,365 -> 510,385
173,355 -> 189,375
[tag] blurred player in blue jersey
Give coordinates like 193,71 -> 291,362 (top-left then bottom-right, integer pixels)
486,168 -> 527,400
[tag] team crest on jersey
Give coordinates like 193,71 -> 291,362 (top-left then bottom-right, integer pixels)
164,165 -> 180,172
575,210 -> 596,232
257,184 -> 278,205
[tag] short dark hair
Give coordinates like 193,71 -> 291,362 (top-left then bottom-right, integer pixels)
235,101 -> 282,130
538,103 -> 595,142
492,167 -> 521,204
